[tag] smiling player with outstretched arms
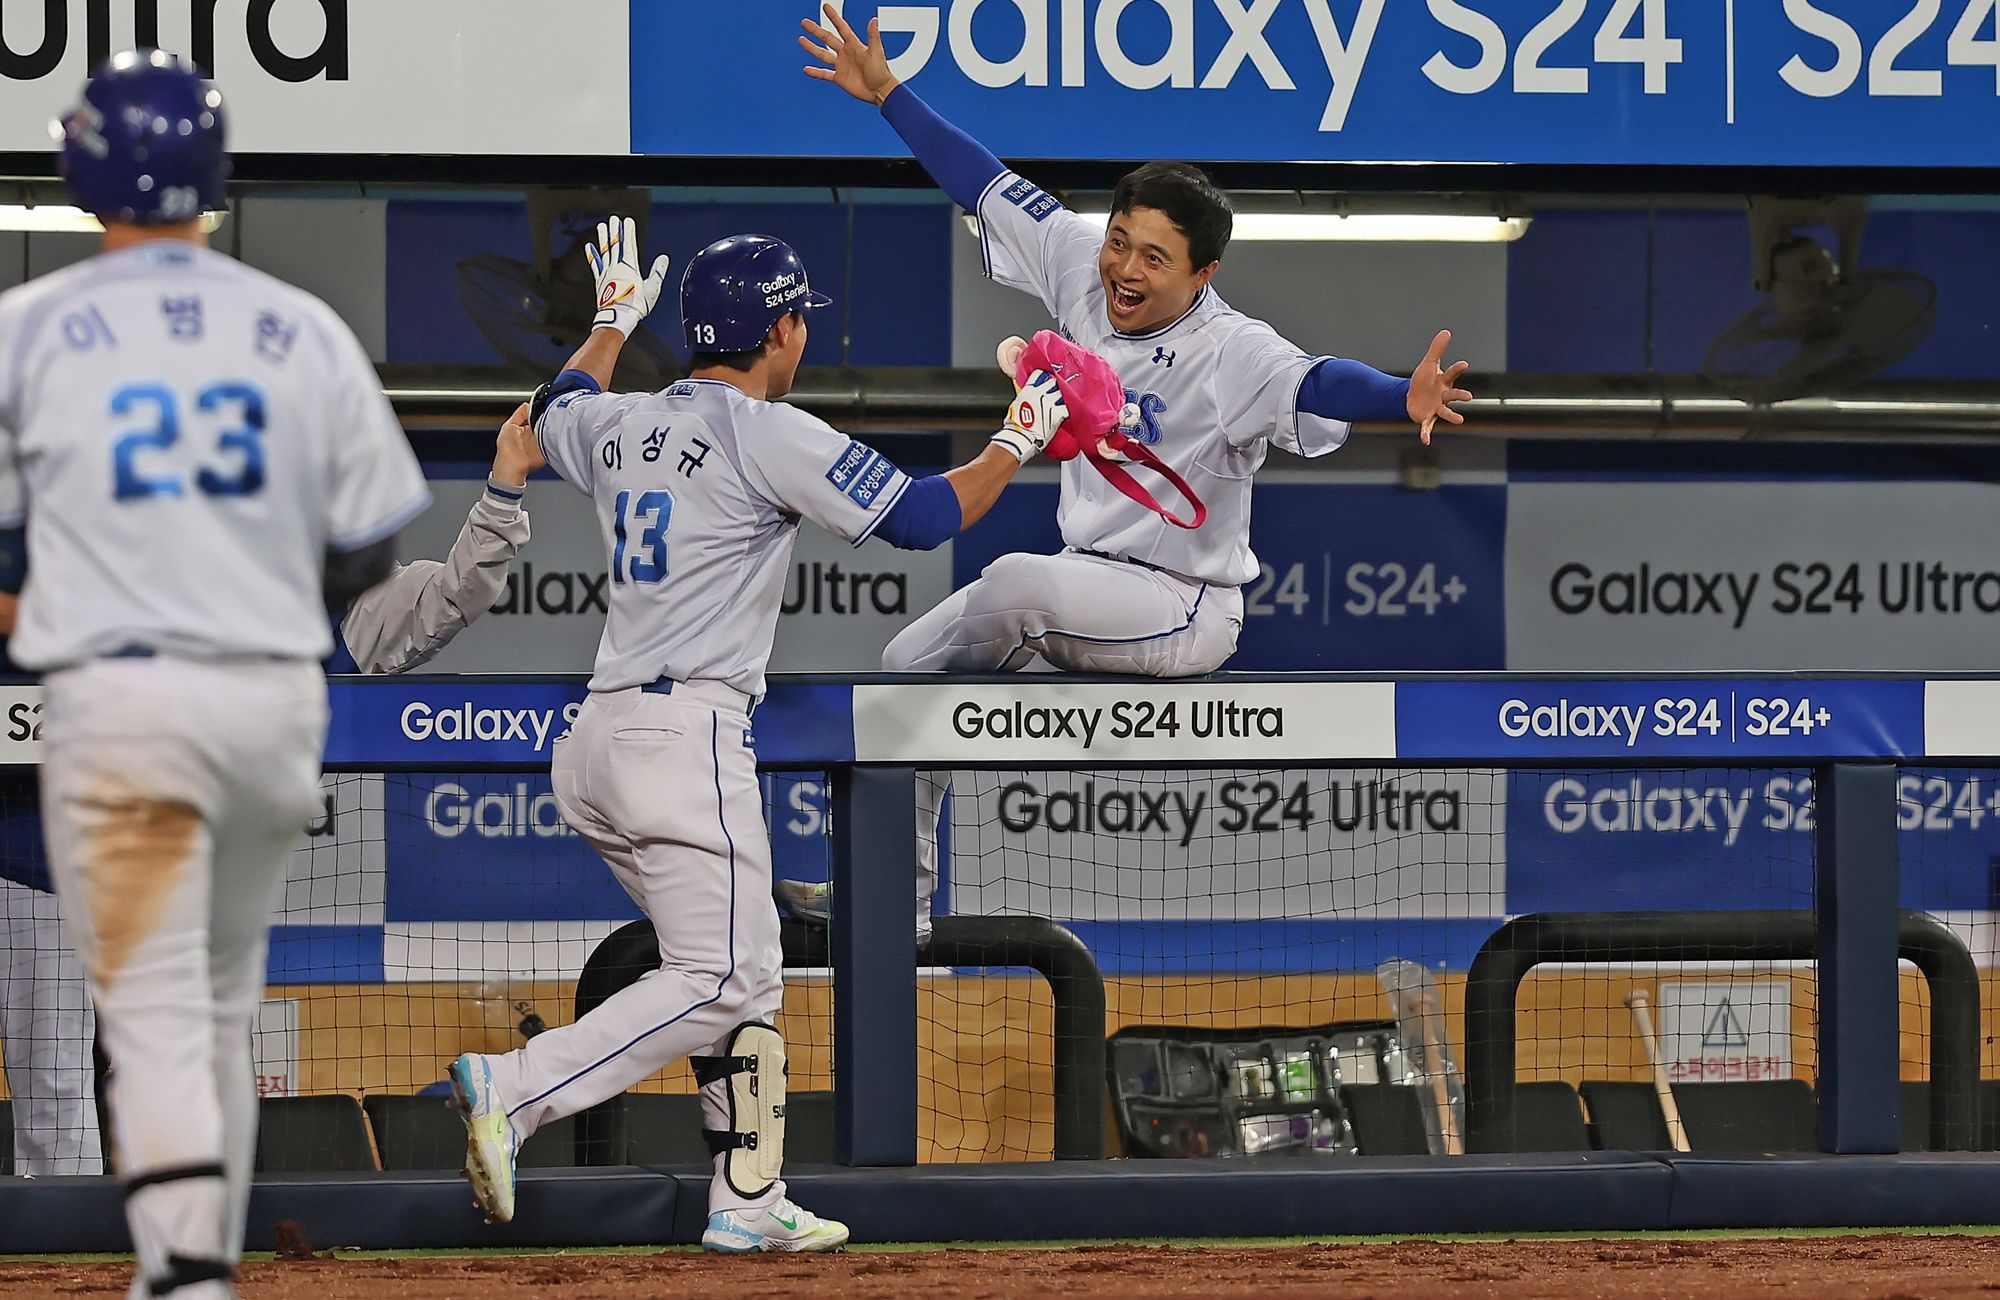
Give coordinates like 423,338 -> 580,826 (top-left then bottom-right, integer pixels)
794,5 -> 1472,940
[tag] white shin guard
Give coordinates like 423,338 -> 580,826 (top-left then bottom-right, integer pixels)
693,1022 -> 786,1199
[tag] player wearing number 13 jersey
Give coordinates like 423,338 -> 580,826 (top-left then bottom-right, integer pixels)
447,221 -> 1060,1252
0,51 -> 428,1300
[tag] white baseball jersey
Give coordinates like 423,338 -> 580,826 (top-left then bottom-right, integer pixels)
974,171 -> 1350,588
0,241 -> 431,669
536,378 -> 910,696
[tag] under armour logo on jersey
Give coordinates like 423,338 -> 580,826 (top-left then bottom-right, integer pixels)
1152,347 -> 1175,368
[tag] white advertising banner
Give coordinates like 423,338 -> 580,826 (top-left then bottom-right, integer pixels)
1507,482 -> 2000,671
0,1 -> 630,154
853,681 -> 1398,764
946,767 -> 1505,921
399,478 -> 952,675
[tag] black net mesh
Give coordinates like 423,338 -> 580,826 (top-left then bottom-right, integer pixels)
1893,765 -> 2000,1151
922,765 -> 1818,1159
18,755 -> 1990,1169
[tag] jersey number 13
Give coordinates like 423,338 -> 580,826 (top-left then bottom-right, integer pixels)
611,488 -> 674,584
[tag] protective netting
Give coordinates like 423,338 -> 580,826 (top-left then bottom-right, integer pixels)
4,761 -> 1994,1170
921,766 -> 1821,1159
1893,766 -> 2000,1150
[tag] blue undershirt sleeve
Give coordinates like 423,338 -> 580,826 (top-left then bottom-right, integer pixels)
529,368 -> 602,433
869,473 -> 962,552
880,84 -> 1007,212
1298,358 -> 1413,424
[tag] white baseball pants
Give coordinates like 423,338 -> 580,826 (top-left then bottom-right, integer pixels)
39,658 -> 325,1294
1,877 -> 103,1175
883,549 -> 1244,940
481,681 -> 786,1215
881,549 -> 1243,677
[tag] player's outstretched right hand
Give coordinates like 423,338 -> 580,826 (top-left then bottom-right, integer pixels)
990,370 -> 1067,464
587,216 -> 670,338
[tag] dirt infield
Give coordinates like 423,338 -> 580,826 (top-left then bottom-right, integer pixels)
7,1234 -> 2000,1298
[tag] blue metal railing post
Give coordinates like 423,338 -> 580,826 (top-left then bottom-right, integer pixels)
828,764 -> 919,1165
1814,762 -> 1900,1153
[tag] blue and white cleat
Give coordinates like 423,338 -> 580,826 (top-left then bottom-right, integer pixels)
701,1198 -> 850,1253
448,1053 -> 520,1224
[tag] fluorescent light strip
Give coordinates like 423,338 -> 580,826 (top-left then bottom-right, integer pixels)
1228,213 -> 1531,243
966,209 -> 1530,244
0,205 -> 102,233
0,206 -> 229,234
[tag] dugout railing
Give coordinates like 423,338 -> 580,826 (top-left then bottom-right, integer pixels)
4,671 -> 2000,1249
574,912 -> 1108,1162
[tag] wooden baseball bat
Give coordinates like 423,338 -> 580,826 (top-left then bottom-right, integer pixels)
1625,992 -> 1690,1152
1416,992 -> 1462,1156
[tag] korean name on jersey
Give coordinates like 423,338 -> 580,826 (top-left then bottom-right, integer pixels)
536,378 -> 909,696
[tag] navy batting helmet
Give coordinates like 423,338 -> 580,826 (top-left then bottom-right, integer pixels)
56,49 -> 228,225
680,234 -> 832,353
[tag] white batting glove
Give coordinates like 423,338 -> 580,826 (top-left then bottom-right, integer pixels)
587,215 -> 670,337
990,370 -> 1067,464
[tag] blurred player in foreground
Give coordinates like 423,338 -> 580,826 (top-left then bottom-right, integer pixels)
0,51 -> 428,1298
798,5 -> 1472,938
448,218 -> 1063,1251
0,410 -> 533,1181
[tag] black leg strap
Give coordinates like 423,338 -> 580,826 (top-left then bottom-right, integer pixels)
703,1127 -> 758,1156
149,1254 -> 236,1295
123,1163 -> 226,1199
691,1054 -> 755,1087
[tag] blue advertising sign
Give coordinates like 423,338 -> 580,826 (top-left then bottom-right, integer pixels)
1235,484 -> 1505,671
325,679 -> 858,768
1503,767 -> 1819,913
949,483 -> 1505,670
641,1 -> 2000,167
1504,765 -> 2000,914
381,774 -> 636,923
1397,678 -> 1926,760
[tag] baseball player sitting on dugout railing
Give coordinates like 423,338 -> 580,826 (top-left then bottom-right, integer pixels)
790,6 -> 1473,942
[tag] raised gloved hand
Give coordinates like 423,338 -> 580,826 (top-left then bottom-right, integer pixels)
989,369 -> 1068,464
587,215 -> 671,337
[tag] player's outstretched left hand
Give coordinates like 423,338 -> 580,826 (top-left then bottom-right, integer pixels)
1408,329 -> 1473,445
588,216 -> 670,338
990,370 -> 1067,464
801,3 -> 901,107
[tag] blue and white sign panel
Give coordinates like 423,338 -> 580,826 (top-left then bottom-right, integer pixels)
1394,678 -> 1926,761
4,676 -> 2000,984
2,2 -> 1990,165
645,0 -> 2000,167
